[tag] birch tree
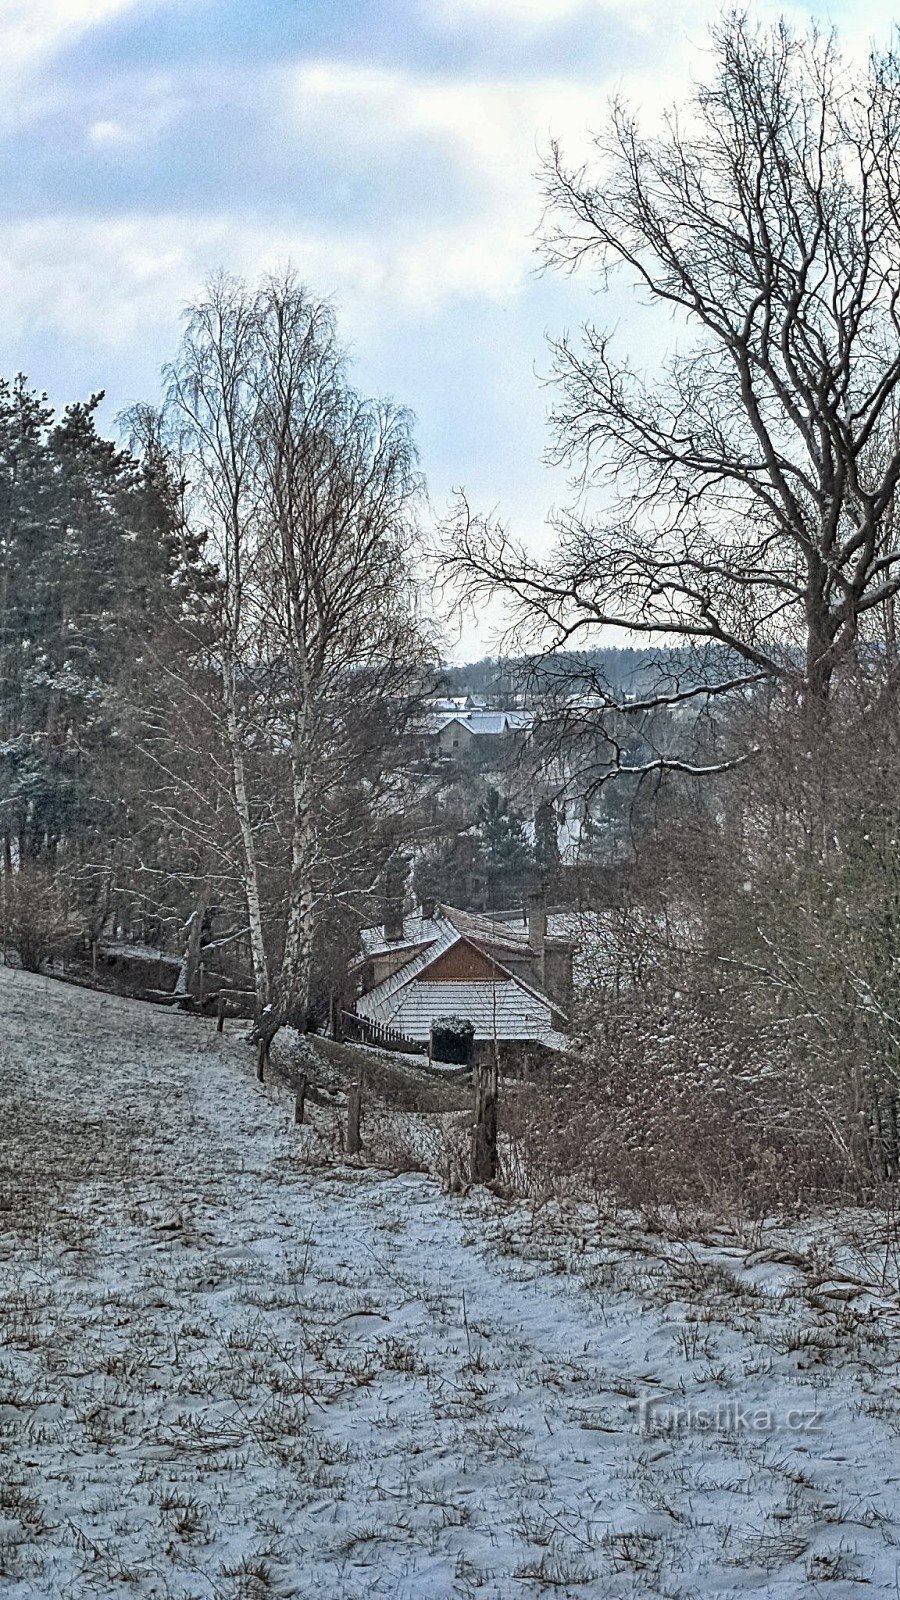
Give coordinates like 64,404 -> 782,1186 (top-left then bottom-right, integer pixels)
165,273 -> 427,1043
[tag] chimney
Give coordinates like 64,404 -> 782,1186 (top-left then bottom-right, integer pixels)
526,891 -> 546,972
420,896 -> 436,922
383,899 -> 404,943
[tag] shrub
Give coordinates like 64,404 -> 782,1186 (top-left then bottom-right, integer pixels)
0,867 -> 70,973
431,1015 -> 475,1065
500,981 -> 847,1225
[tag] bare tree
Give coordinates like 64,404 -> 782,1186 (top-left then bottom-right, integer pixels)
161,272 -> 430,1043
449,15 -> 900,713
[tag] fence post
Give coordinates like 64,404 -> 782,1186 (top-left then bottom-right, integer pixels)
256,1038 -> 268,1083
346,1065 -> 362,1157
217,992 -> 226,1033
470,1059 -> 499,1185
198,961 -> 205,1010
294,1073 -> 307,1126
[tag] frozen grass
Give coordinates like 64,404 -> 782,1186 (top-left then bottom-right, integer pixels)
274,1030 -> 470,1114
1,965 -> 900,1597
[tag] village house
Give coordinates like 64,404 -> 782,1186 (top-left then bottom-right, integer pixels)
421,699 -> 534,759
352,897 -> 571,1061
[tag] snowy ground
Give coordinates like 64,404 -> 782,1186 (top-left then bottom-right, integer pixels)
2,967 -> 900,1598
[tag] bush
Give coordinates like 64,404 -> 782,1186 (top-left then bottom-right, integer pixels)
431,1015 -> 475,1065
496,677 -> 900,1220
500,981 -> 847,1226
1,867 -> 70,973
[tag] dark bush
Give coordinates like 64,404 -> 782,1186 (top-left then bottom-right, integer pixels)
431,1014 -> 475,1065
1,867 -> 70,973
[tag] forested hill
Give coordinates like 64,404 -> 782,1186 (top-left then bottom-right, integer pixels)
437,647 -> 738,702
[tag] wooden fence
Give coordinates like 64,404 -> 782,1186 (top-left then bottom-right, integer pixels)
215,987 -> 257,1030
341,1010 -> 427,1056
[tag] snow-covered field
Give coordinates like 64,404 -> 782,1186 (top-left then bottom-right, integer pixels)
2,967 -> 900,1598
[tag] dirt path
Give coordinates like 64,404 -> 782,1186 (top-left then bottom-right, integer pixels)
1,965 -> 899,1599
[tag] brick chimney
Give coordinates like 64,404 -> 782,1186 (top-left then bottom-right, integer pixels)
383,899 -> 405,943
420,896 -> 436,921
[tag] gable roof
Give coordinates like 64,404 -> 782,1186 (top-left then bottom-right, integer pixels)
360,979 -> 566,1047
360,903 -> 570,965
355,904 -> 568,1047
357,916 -> 459,1012
424,708 -> 534,737
440,904 -> 560,957
426,695 -> 487,712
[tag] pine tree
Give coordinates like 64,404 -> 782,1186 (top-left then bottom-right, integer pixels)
475,788 -> 535,909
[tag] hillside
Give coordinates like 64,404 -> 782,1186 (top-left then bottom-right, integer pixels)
1,967 -> 899,1597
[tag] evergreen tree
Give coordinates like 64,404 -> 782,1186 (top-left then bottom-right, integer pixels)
475,787 -> 534,910
0,377 -> 207,944
534,798 -> 561,888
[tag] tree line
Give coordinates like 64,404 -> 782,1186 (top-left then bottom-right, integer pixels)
0,279 -> 435,1039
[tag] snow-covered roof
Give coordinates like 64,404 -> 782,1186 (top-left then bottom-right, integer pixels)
360,913 -> 443,959
360,904 -> 569,962
358,979 -> 565,1048
422,708 -> 535,737
425,695 -> 488,712
357,918 -> 458,1011
355,904 -> 568,1048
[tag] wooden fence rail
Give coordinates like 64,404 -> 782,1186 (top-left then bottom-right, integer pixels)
216,988 -> 257,1031
340,1010 -> 427,1056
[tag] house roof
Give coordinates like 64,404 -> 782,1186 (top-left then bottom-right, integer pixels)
360,904 -> 570,963
423,708 -> 534,737
355,904 -> 568,1048
358,979 -> 566,1047
426,695 -> 487,712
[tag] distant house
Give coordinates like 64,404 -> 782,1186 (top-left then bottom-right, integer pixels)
353,899 -> 571,1059
423,706 -> 534,758
427,694 -> 488,713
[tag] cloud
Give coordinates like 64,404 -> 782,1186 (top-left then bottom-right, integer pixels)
0,208 -> 534,362
291,59 -> 603,247
436,0 -> 626,22
431,0 -> 714,35
87,117 -> 129,144
0,42 -> 762,364
293,59 -> 599,155
0,0 -> 147,78
79,74 -> 182,149
0,58 -> 607,352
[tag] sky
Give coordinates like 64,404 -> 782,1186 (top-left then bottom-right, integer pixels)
1,0 -> 895,657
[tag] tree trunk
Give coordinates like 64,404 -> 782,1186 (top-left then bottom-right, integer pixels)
274,724 -> 314,1035
179,886 -> 208,1001
470,1060 -> 499,1185
223,665 -> 269,1011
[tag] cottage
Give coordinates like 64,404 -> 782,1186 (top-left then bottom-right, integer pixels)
353,898 -> 571,1060
422,706 -> 534,758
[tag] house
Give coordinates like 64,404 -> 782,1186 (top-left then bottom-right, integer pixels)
424,707 -> 534,759
426,694 -> 488,713
353,898 -> 571,1059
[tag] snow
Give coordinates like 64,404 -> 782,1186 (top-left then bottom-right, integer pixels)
1,965 -> 900,1597
361,977 -> 562,1045
98,940 -> 184,967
